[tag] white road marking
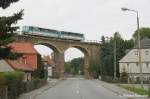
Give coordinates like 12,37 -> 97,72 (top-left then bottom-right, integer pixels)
81,97 -> 85,99
96,85 -> 101,88
76,83 -> 85,99
76,90 -> 80,94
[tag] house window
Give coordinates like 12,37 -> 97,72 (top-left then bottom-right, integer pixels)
145,50 -> 149,55
24,59 -> 27,64
122,67 -> 126,72
136,63 -> 139,66
127,63 -> 130,67
134,51 -> 139,55
23,56 -> 27,64
146,63 -> 149,68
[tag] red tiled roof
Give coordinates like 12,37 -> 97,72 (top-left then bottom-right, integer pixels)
8,42 -> 38,54
43,56 -> 55,66
6,60 -> 34,71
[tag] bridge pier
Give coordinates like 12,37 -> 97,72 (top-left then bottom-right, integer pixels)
84,57 -> 90,79
53,52 -> 64,79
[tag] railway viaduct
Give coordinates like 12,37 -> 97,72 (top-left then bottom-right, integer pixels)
14,34 -> 101,78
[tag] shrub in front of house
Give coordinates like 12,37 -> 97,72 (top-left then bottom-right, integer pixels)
0,71 -> 24,87
0,71 -> 47,99
120,72 -> 128,83
0,71 -> 24,99
0,71 -> 25,99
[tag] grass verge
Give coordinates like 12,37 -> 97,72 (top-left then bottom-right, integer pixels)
119,85 -> 148,95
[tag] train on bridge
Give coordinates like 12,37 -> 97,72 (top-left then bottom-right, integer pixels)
22,26 -> 85,41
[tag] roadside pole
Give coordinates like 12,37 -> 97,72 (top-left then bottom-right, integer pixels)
148,79 -> 150,98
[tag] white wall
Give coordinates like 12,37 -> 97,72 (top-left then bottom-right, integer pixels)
119,48 -> 150,74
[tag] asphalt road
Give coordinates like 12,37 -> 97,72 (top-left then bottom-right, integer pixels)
36,78 -> 126,99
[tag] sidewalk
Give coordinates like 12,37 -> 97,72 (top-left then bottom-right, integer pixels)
18,79 -> 62,99
95,80 -> 150,99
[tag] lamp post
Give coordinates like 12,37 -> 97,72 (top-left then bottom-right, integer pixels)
121,7 -> 143,87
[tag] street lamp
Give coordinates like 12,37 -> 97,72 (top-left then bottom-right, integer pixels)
121,7 -> 143,87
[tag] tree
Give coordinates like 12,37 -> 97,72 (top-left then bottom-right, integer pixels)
70,57 -> 84,75
33,54 -> 47,79
89,59 -> 101,78
64,57 -> 84,75
100,32 -> 134,78
100,36 -> 114,76
64,62 -> 71,74
0,0 -> 23,59
0,0 -> 20,9
133,27 -> 150,40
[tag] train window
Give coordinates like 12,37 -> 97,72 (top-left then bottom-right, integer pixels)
29,26 -> 33,31
34,27 -> 39,31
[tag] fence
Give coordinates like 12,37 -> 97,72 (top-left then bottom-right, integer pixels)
0,79 -> 46,99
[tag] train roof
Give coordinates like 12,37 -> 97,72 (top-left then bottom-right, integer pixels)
23,26 -> 58,32
23,26 -> 84,36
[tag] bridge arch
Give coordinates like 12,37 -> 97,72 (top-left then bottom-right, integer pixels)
34,42 -> 65,78
64,45 -> 90,78
34,42 -> 61,53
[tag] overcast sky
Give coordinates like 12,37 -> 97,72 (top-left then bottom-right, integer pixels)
1,0 -> 150,61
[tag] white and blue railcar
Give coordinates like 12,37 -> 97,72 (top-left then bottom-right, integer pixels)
61,31 -> 84,41
22,26 -> 84,41
22,26 -> 58,38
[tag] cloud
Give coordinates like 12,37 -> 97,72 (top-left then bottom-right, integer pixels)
1,0 -> 150,60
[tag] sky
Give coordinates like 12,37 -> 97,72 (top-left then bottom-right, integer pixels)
1,0 -> 150,61
34,45 -> 84,61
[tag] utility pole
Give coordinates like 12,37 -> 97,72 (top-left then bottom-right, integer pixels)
137,11 -> 143,88
114,38 -> 117,79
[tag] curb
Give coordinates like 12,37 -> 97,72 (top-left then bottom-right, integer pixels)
18,79 -> 63,99
32,79 -> 63,99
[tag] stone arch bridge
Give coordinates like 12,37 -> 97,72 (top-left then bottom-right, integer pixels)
14,35 -> 101,78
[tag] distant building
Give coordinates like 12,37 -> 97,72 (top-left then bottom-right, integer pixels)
43,56 -> 55,79
0,42 -> 39,81
119,38 -> 150,81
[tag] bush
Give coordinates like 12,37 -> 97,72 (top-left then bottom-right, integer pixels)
120,85 -> 148,95
120,72 -> 128,83
0,73 -> 6,86
0,71 -> 25,99
0,71 -> 24,86
0,71 -> 47,99
101,76 -> 120,83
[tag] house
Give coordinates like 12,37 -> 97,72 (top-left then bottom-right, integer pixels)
0,42 -> 39,81
43,56 -> 55,79
119,38 -> 150,81
8,42 -> 38,70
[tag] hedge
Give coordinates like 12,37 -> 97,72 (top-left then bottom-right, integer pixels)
0,71 -> 47,99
